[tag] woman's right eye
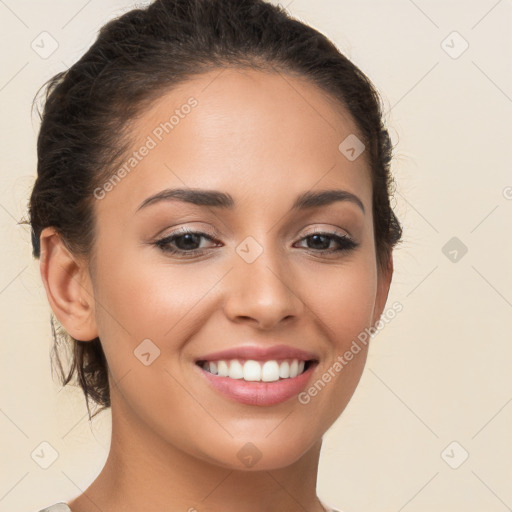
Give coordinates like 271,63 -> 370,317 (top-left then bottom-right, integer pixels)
154,229 -> 220,256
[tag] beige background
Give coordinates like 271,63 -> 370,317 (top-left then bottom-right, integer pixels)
1,1 -> 511,511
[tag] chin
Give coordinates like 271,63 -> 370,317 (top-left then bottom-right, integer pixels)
192,430 -> 321,472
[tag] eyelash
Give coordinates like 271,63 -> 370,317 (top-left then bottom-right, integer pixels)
153,227 -> 358,257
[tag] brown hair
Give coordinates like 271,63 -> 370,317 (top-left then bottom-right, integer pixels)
26,0 -> 402,419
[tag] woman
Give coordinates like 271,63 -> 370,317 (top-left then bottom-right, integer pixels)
29,0 -> 402,510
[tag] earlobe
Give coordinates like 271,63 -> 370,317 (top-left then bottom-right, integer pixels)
39,227 -> 98,342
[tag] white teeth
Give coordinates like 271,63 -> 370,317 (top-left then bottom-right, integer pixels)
201,358 -> 310,381
217,360 -> 229,377
279,361 -> 290,378
243,360 -> 261,381
261,361 -> 280,382
228,360 -> 244,379
289,359 -> 299,378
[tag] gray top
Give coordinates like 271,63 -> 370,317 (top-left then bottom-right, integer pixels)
38,501 -> 342,511
37,505 -> 71,512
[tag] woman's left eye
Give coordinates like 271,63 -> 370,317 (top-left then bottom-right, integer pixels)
294,232 -> 358,253
153,229 -> 358,257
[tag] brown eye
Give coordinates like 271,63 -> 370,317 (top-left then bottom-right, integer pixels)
295,232 -> 357,253
154,229 -> 220,256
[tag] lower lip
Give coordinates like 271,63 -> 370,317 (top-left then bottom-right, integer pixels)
197,363 -> 317,406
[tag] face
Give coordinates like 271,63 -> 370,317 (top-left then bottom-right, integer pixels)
82,68 -> 391,470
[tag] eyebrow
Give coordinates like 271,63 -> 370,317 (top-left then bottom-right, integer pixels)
136,187 -> 365,214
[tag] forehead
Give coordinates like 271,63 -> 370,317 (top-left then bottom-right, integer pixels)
96,67 -> 372,218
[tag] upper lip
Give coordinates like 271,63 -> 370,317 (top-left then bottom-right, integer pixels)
196,344 -> 319,363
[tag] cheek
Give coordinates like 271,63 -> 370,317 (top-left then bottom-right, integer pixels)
296,257 -> 376,384
297,258 -> 378,342
91,243 -> 228,366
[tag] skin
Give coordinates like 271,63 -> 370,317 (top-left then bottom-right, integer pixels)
39,67 -> 393,512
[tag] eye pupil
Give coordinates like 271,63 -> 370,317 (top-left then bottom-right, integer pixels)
176,233 -> 201,250
308,234 -> 330,250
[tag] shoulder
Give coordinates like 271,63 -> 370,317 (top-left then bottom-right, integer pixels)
36,503 -> 72,512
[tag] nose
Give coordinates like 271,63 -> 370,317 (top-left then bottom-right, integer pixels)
222,246 -> 304,330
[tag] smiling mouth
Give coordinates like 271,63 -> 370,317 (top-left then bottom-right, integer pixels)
195,358 -> 318,382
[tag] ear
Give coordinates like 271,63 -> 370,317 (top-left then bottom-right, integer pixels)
39,227 -> 98,342
371,253 -> 394,327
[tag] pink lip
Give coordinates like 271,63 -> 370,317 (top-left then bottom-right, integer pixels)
196,361 -> 318,406
196,344 -> 319,363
